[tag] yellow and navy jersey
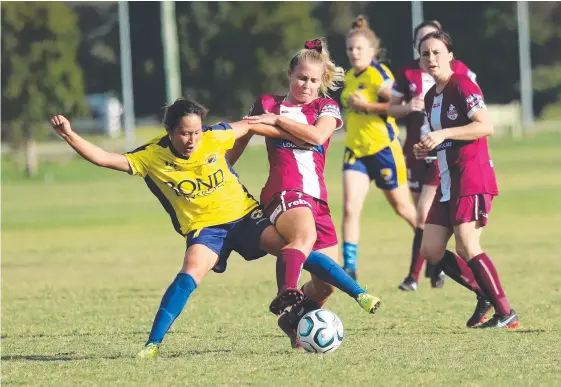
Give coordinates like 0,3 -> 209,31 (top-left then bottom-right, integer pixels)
341,61 -> 400,158
124,122 -> 259,236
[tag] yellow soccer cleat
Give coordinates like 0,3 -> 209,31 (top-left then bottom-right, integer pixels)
137,343 -> 160,359
356,293 -> 381,314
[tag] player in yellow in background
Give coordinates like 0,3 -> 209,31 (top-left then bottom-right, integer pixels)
340,16 -> 416,280
50,98 -> 381,359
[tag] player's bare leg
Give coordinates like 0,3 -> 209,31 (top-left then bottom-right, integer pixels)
138,244 -> 219,359
341,170 -> 370,279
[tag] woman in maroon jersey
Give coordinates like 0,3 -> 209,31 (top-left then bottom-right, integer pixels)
389,20 -> 477,292
413,30 -> 518,328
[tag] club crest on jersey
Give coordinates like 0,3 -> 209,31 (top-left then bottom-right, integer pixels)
380,168 -> 393,182
250,208 -> 263,219
164,161 -> 181,171
447,104 -> 458,120
205,153 -> 217,164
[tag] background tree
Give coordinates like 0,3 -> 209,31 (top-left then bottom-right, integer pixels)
1,2 -> 87,176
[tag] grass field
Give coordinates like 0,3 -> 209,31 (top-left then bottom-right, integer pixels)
2,132 -> 561,386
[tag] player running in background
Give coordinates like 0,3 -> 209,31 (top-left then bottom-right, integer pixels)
389,20 -> 477,291
339,15 -> 416,280
51,98 -> 380,358
414,31 -> 519,328
228,37 -> 381,348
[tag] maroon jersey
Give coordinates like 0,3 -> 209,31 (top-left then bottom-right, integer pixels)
248,95 -> 343,206
392,59 -> 476,156
424,73 -> 498,202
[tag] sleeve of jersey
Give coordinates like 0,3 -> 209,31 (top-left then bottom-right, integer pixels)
372,64 -> 394,96
455,60 -> 478,84
246,96 -> 265,117
391,66 -> 409,98
318,101 -> 344,130
457,79 -> 487,119
124,145 -> 151,177
204,122 -> 235,150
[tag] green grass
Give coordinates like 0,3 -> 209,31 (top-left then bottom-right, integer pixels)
2,133 -> 561,386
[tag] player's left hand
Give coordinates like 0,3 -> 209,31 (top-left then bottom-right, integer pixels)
419,130 -> 447,151
243,112 -> 278,126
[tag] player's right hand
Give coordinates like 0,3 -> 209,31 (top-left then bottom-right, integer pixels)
408,96 -> 424,113
50,115 -> 73,137
413,143 -> 430,160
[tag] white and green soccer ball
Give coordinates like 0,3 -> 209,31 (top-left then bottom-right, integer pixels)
297,309 -> 344,354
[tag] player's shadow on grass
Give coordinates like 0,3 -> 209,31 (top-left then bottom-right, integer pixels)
2,352 -> 87,362
165,348 -> 233,358
511,329 -> 547,334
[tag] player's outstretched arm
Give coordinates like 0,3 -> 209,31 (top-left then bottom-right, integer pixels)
226,131 -> 253,166
231,121 -> 312,146
242,113 -> 335,146
50,115 -> 132,173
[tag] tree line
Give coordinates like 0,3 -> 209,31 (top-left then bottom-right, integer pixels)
2,2 -> 561,174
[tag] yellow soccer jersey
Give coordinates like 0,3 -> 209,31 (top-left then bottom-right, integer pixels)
124,122 -> 259,236
341,61 -> 400,157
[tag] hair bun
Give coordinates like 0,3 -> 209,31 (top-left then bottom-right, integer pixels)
352,15 -> 369,30
432,20 -> 442,29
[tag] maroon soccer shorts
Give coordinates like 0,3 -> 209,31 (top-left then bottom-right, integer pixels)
426,193 -> 495,229
264,190 -> 338,250
406,157 -> 440,193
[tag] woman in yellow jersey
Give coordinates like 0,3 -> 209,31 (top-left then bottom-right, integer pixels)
50,98 -> 380,359
340,16 -> 417,279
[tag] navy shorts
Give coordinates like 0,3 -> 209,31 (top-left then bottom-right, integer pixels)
186,206 -> 272,273
342,140 -> 407,190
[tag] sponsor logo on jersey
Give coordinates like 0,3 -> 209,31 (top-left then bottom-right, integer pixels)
435,141 -> 454,151
165,169 -> 225,200
465,94 -> 485,110
320,103 -> 341,118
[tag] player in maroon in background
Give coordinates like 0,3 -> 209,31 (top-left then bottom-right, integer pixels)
414,30 -> 519,328
389,20 -> 478,292
228,38 -> 382,346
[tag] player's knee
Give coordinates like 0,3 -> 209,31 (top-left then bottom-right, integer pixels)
455,243 -> 481,261
393,200 -> 414,219
343,200 -> 360,220
286,230 -> 317,255
421,240 -> 446,264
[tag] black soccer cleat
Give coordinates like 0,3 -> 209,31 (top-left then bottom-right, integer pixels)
478,309 -> 519,329
398,275 -> 418,291
269,287 -> 304,316
343,267 -> 357,281
277,311 -> 302,349
466,296 -> 493,328
430,271 -> 446,289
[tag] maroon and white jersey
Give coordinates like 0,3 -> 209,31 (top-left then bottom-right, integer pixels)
392,59 -> 476,157
424,73 -> 498,202
248,94 -> 343,205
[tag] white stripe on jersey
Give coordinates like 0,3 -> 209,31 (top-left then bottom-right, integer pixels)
430,94 -> 451,202
293,149 -> 321,198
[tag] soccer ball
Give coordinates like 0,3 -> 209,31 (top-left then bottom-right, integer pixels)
297,309 -> 344,354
